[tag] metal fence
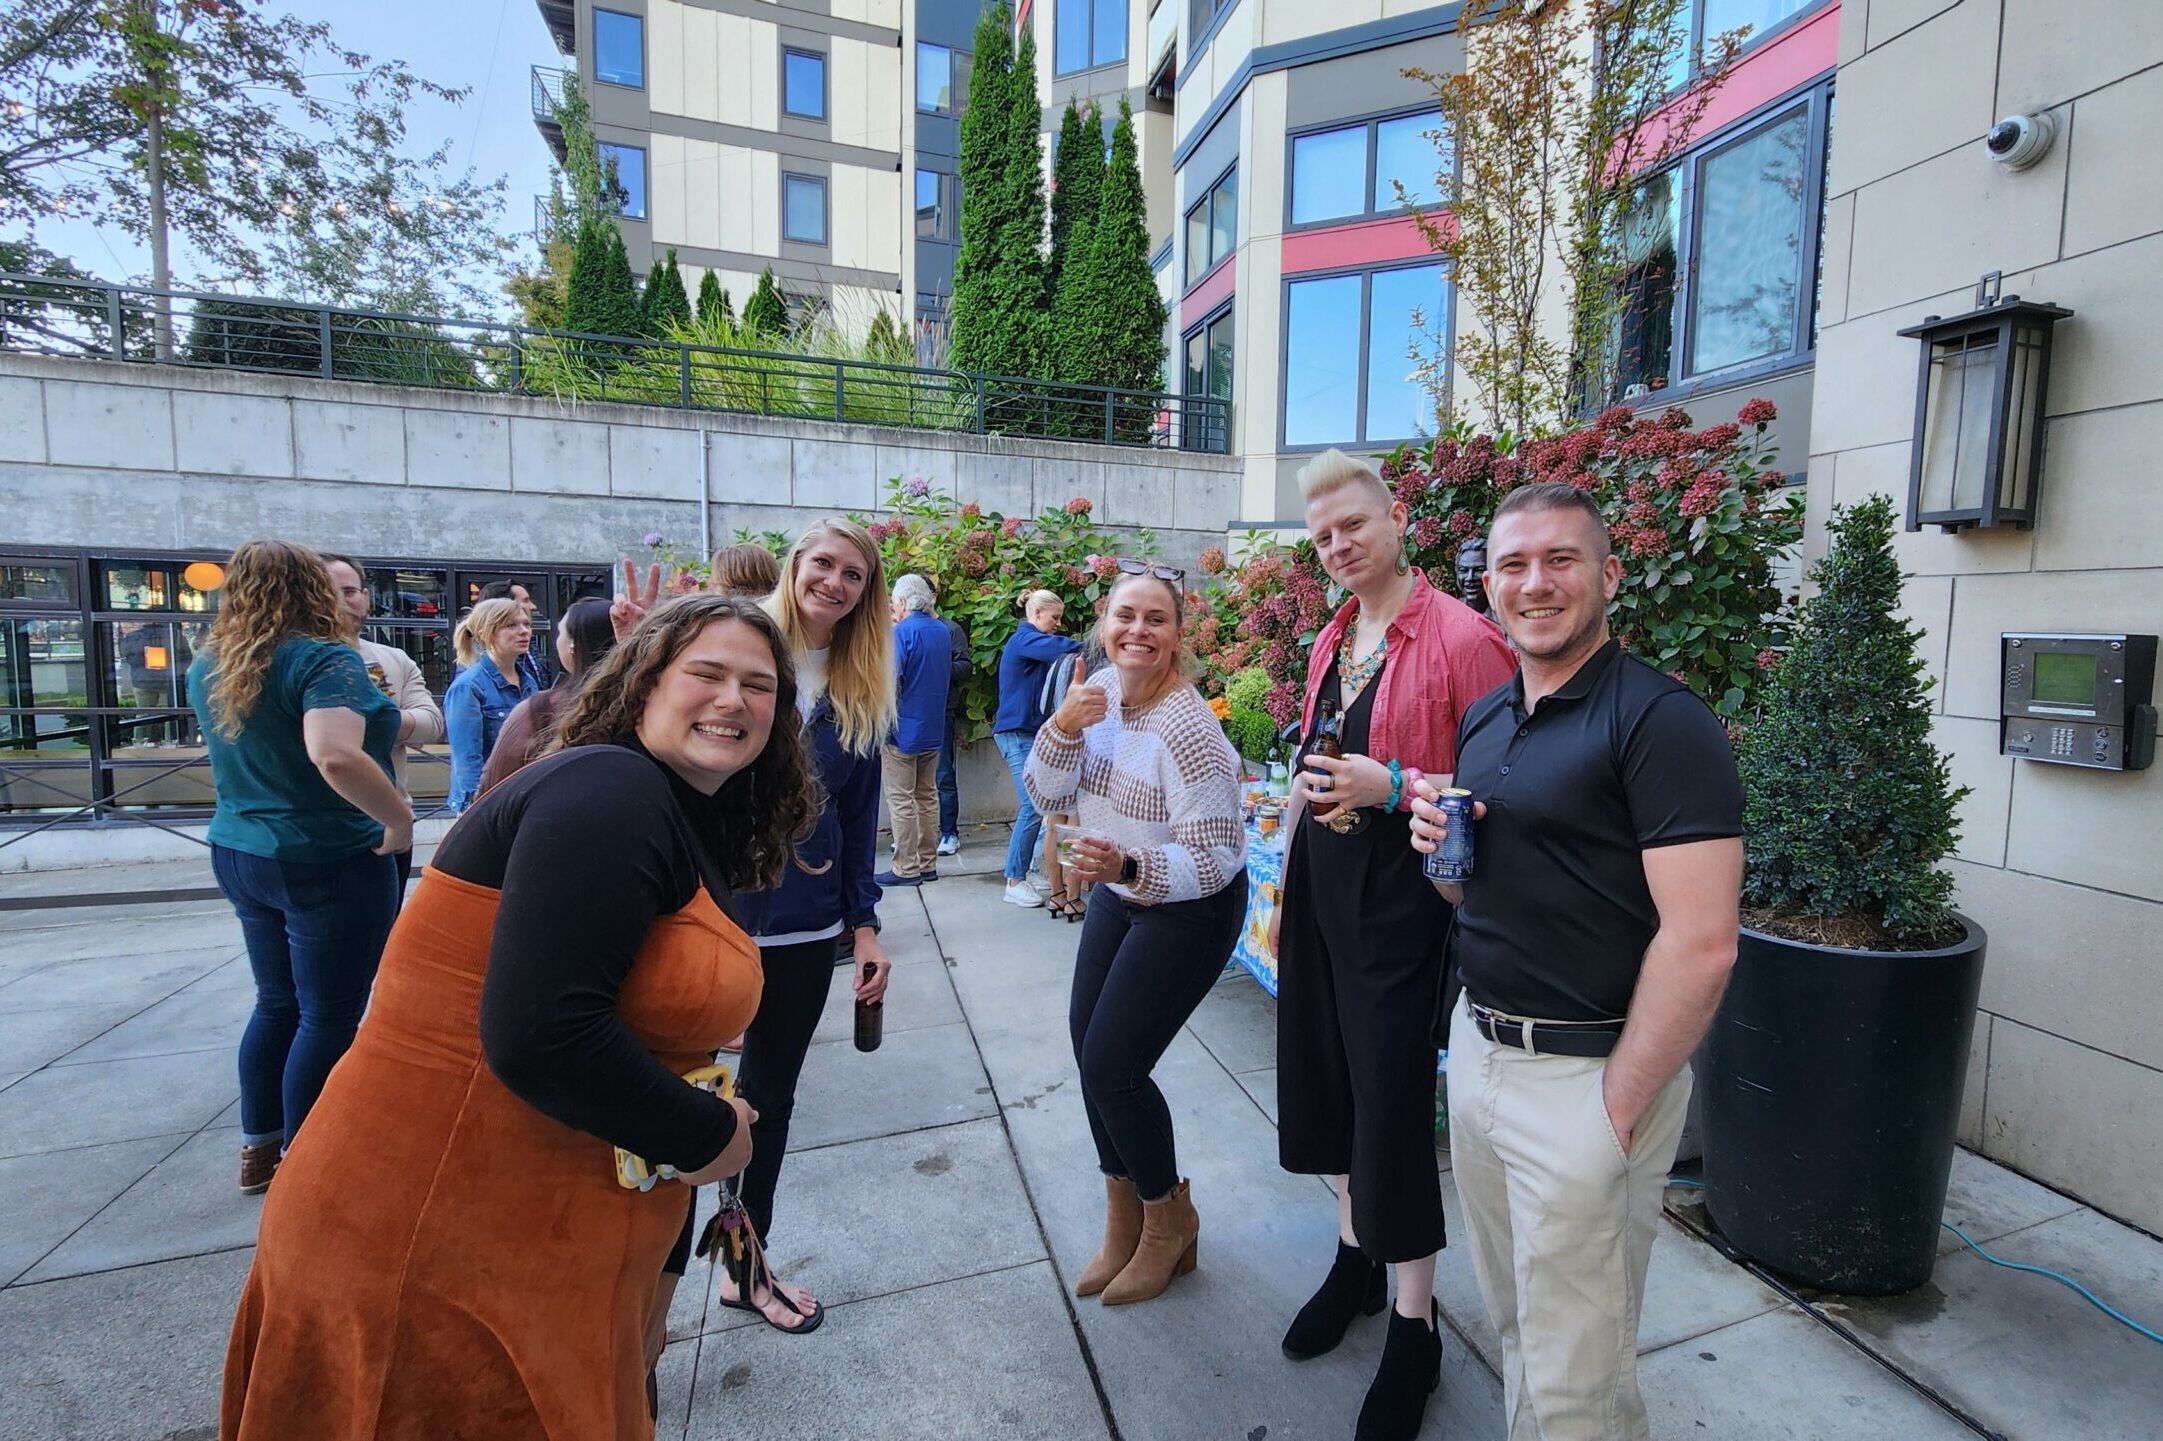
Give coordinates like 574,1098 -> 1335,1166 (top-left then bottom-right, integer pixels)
0,272 -> 1232,454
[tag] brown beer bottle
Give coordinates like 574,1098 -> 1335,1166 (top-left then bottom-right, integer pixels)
1313,697 -> 1344,760
853,960 -> 883,1053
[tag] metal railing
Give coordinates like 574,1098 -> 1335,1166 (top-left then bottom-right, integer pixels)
0,272 -> 1232,453
530,65 -> 568,123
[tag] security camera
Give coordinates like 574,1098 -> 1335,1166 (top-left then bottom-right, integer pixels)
1984,113 -> 2056,171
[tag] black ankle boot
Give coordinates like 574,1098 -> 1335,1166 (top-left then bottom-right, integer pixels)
1281,1240 -> 1387,1360
1355,1298 -> 1442,1441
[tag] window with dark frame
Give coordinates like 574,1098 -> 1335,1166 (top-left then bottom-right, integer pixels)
598,142 -> 647,219
1663,0 -> 1829,91
1288,109 -> 1445,228
916,169 -> 960,241
1188,0 -> 1236,50
783,49 -> 828,120
593,9 -> 645,89
1282,261 -> 1447,448
1056,0 -> 1128,76
783,173 -> 829,245
918,42 -> 969,113
1183,167 -> 1237,288
1182,305 -> 1235,451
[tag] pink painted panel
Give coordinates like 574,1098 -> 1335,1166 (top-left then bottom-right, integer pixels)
1280,215 -> 1444,275
1182,255 -> 1237,329
1637,3 -> 1839,157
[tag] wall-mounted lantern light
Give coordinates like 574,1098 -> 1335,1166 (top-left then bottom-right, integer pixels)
1898,272 -> 2071,533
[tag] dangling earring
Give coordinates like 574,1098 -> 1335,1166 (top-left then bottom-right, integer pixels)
1395,538 -> 1411,576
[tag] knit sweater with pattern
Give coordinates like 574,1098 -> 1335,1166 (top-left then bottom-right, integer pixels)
1023,666 -> 1247,906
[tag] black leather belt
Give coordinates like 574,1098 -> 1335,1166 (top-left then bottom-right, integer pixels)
1467,1001 -> 1624,1058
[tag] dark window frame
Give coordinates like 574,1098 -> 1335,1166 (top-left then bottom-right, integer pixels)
1055,0 -> 1129,77
1182,163 -> 1238,292
597,141 -> 648,219
1180,300 -> 1236,452
1283,105 -> 1447,231
782,47 -> 829,122
1668,0 -> 1834,90
917,41 -> 970,114
782,171 -> 831,246
1278,257 -> 1450,452
592,8 -> 646,90
915,168 -> 960,242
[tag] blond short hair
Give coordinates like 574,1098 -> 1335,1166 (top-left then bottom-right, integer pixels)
1023,589 -> 1064,619
1296,448 -> 1393,507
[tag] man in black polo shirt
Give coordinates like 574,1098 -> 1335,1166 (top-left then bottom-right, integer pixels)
1410,481 -> 1742,1441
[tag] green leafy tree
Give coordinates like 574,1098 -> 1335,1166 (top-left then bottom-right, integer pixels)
1083,102 -> 1166,398
642,247 -> 691,333
866,308 -> 911,363
695,270 -> 734,328
742,265 -> 788,338
1048,99 -> 1104,295
949,0 -> 1047,379
598,227 -> 645,337
1740,494 -> 1966,946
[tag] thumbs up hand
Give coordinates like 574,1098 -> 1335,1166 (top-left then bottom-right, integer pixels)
1051,664 -> 1109,736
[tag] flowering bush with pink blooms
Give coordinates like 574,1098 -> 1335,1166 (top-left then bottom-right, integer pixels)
1185,532 -> 1333,730
1383,399 -> 1802,720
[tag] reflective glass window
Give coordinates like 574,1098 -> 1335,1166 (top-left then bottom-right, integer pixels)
1057,0 -> 1126,74
1289,127 -> 1365,226
784,50 -> 827,120
1607,173 -> 1681,400
1283,275 -> 1362,446
918,43 -> 954,113
594,9 -> 645,88
1365,263 -> 1444,441
784,174 -> 829,244
1209,172 -> 1237,269
103,620 -> 204,751
1690,106 -> 1808,375
0,563 -> 75,604
1373,112 -> 1443,210
367,567 -> 448,620
599,143 -> 646,219
0,618 -> 88,710
1092,0 -> 1127,70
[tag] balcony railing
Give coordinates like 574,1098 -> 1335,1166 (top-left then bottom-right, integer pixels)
530,64 -> 568,122
0,272 -> 1233,455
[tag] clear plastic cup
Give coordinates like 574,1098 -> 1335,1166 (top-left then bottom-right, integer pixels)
1053,823 -> 1086,869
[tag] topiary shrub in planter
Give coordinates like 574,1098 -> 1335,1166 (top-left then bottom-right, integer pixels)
1702,492 -> 1984,1295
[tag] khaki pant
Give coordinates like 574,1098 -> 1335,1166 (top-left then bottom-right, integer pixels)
882,746 -> 940,877
1446,996 -> 1693,1441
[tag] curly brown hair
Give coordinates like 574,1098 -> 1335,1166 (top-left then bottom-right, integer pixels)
548,593 -> 821,892
203,540 -> 357,739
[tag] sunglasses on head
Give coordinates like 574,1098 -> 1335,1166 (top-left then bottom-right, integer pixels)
1115,557 -> 1186,585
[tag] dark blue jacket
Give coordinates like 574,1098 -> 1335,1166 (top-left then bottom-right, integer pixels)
737,697 -> 883,938
893,611 -> 951,753
994,625 -> 1080,736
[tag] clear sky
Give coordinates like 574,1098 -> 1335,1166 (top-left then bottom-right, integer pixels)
38,0 -> 563,297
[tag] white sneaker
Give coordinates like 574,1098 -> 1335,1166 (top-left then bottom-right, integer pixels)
1003,881 -> 1044,908
1026,872 -> 1051,897
937,834 -> 960,856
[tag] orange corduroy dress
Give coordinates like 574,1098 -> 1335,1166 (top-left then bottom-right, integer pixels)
220,869 -> 761,1441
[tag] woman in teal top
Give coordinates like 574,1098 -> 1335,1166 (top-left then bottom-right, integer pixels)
188,541 -> 414,1196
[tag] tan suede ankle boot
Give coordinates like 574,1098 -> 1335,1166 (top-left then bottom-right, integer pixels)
1076,1175 -> 1143,1297
1101,1179 -> 1198,1306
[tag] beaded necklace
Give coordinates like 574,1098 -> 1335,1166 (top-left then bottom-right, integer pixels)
1337,621 -> 1388,701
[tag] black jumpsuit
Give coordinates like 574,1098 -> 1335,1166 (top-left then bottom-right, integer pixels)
1275,659 -> 1454,1261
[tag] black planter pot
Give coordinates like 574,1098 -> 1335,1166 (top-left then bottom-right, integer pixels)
1700,916 -> 1986,1296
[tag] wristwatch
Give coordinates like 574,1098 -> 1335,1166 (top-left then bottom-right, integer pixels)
1119,852 -> 1139,885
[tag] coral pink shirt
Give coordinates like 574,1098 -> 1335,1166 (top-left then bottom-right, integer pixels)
1301,569 -> 1518,802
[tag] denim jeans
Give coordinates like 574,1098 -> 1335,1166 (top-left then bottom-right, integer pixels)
212,844 -> 399,1148
995,730 -> 1042,882
936,711 -> 960,840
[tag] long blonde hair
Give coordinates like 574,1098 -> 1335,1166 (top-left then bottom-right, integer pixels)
455,598 -> 529,669
765,518 -> 895,756
203,540 -> 357,739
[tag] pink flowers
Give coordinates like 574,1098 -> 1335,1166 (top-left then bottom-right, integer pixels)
1065,495 -> 1093,515
1087,554 -> 1119,579
1448,508 -> 1478,539
1414,515 -> 1446,549
1737,398 -> 1778,426
1199,545 -> 1227,575
1756,649 -> 1780,670
1000,515 -> 1024,537
905,475 -> 932,498
1394,467 -> 1430,502
959,549 -> 989,577
1679,472 -> 1728,519
1629,527 -> 1669,558
1263,682 -> 1301,727
960,500 -> 982,519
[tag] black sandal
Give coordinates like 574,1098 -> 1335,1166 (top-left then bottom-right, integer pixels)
698,1199 -> 826,1335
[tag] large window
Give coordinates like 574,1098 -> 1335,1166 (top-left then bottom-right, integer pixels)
918,43 -> 968,114
783,173 -> 829,245
1666,0 -> 1827,88
1605,84 -> 1829,401
783,49 -> 827,121
593,9 -> 645,89
1182,305 -> 1235,451
916,169 -> 960,241
1288,110 -> 1444,227
1282,262 -> 1446,447
1056,0 -> 1127,75
1183,167 -> 1236,288
598,142 -> 646,219
1189,0 -> 1236,48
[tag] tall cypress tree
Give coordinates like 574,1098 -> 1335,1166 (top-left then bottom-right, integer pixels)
743,265 -> 789,338
1056,99 -> 1168,430
997,25 -> 1050,376
949,0 -> 1047,379
596,227 -> 646,338
695,270 -> 731,329
562,220 -> 611,335
643,248 -> 692,334
1049,100 -> 1104,297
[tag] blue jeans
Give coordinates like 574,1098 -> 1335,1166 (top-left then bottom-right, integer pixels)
212,844 -> 399,1148
995,730 -> 1043,883
936,711 -> 960,839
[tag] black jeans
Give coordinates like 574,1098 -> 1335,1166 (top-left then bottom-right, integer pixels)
936,710 -> 960,839
1069,874 -> 1248,1201
733,935 -> 841,1240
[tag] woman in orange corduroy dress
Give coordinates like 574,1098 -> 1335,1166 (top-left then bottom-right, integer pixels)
221,595 -> 821,1441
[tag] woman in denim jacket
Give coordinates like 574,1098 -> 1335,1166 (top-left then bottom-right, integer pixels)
445,598 -> 538,812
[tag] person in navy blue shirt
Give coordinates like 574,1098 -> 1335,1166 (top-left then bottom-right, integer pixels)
445,599 -> 540,812
994,590 -> 1080,908
879,573 -> 951,885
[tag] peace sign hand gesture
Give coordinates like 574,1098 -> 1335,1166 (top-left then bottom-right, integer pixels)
612,559 -> 664,643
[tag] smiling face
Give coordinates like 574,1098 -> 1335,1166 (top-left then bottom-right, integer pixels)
634,618 -> 781,794
1486,503 -> 1623,668
1100,575 -> 1181,685
791,532 -> 872,641
1305,482 -> 1410,596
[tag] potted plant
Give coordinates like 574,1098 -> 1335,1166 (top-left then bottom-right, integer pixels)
1700,493 -> 1983,1295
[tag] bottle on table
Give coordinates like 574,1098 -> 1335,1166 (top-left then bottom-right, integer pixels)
853,960 -> 883,1053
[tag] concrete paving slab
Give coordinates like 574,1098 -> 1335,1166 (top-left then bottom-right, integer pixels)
0,1001 -> 142,1075
0,943 -> 238,1011
655,1331 -> 699,1441
808,947 -> 964,1045
0,1047 -> 236,1158
668,1189 -> 713,1344
0,1246 -> 252,1441
0,1134 -> 184,1285
1936,1143 -> 2086,1256
1186,970 -> 1281,1075
51,975 -> 248,1067
1233,1065 -> 1279,1124
0,915 -> 240,966
1641,1305 -> 1978,1440
1830,1206 -> 2163,1440
1637,1213 -> 1791,1352
685,1261 -> 1111,1441
783,1022 -> 997,1152
698,1116 -> 1046,1336
25,1127 -> 259,1282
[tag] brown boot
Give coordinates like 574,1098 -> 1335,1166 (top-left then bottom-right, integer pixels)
238,1142 -> 280,1195
1101,1179 -> 1198,1306
1076,1175 -> 1143,1298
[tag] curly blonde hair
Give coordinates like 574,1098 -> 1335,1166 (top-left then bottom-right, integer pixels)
765,518 -> 896,757
202,541 -> 356,739
549,593 -> 821,892
454,598 -> 530,669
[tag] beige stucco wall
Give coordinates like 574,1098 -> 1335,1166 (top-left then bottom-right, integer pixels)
1807,0 -> 2163,1232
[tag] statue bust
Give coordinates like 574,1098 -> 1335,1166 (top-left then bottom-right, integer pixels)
1455,537 -> 1490,615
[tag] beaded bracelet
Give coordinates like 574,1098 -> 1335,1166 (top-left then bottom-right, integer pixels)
1382,759 -> 1405,814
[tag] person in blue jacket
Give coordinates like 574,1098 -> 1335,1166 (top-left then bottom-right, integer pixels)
726,517 -> 897,1334
878,573 -> 951,887
994,589 -> 1080,908
444,598 -> 539,813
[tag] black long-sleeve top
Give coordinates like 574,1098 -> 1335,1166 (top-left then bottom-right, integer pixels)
433,743 -> 743,1173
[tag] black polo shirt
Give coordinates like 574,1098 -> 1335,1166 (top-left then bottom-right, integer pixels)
1452,639 -> 1741,1022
